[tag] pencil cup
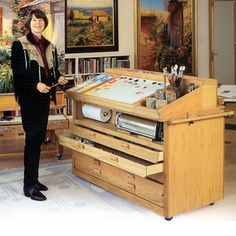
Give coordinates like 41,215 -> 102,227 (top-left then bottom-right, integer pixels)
146,97 -> 157,109
156,99 -> 168,110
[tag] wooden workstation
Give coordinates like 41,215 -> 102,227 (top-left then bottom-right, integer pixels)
58,68 -> 232,220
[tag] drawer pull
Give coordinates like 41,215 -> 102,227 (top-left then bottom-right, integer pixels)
89,132 -> 96,138
77,142 -> 85,149
110,155 -> 118,162
93,159 -> 101,166
127,183 -> 136,190
121,142 -> 130,149
127,173 -> 135,180
94,169 -> 101,175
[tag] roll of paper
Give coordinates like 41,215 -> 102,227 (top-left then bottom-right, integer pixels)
82,104 -> 111,122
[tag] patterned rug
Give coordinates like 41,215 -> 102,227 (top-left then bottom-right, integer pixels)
0,160 -> 235,235
0,161 -> 160,226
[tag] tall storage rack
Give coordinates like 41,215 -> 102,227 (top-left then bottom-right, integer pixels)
58,68 -> 232,219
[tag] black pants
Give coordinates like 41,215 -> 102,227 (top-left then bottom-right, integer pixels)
19,94 -> 50,186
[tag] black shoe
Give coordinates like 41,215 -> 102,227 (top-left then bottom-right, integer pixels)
24,185 -> 47,201
35,181 -> 48,191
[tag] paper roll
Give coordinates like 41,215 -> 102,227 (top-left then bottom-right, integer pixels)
82,104 -> 111,122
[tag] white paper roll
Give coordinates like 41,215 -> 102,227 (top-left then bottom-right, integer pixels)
82,104 -> 111,122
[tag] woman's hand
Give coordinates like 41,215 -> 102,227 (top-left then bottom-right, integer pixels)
58,76 -> 68,85
37,82 -> 50,93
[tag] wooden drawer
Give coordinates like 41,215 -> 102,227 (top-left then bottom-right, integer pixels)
0,125 -> 24,138
59,133 -> 163,177
73,152 -> 163,206
47,115 -> 69,130
72,126 -> 163,163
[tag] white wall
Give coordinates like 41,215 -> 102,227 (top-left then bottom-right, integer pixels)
66,0 -> 135,67
195,0 -> 210,77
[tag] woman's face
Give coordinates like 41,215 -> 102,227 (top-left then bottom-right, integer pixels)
30,14 -> 45,35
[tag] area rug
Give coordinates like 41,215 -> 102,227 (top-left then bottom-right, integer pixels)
0,160 -> 160,223
0,159 -> 235,235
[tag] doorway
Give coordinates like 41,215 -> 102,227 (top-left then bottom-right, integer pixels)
209,0 -> 236,84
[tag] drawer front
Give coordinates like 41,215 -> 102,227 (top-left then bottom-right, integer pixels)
60,133 -> 163,177
47,120 -> 68,130
0,125 -> 24,138
73,152 -> 163,206
74,152 -> 102,177
0,116 -> 68,138
73,126 -> 163,163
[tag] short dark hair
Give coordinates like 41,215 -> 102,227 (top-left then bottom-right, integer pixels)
24,8 -> 48,32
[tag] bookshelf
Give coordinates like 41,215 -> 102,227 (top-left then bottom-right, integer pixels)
64,55 -> 131,115
65,55 -> 130,84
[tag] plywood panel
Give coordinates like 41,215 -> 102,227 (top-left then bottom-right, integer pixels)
164,117 -> 224,217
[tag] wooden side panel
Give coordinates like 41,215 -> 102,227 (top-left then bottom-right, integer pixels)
164,117 -> 224,217
201,85 -> 217,110
158,88 -> 203,121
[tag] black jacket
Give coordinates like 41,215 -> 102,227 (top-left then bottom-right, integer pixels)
11,32 -> 61,104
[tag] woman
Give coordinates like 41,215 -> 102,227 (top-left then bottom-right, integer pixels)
11,8 -> 67,201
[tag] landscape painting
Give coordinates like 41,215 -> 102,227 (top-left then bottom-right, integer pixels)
65,0 -> 118,53
137,0 -> 195,74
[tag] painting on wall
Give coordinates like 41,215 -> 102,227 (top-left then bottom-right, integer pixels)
137,0 -> 195,74
65,0 -> 118,53
0,0 -> 65,94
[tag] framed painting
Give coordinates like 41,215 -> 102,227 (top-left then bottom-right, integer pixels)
136,0 -> 195,74
65,0 -> 119,53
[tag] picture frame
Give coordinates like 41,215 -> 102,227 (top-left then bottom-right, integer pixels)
65,0 -> 119,53
136,0 -> 195,74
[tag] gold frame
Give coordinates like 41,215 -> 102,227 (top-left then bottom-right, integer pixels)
65,0 -> 119,53
135,0 -> 196,75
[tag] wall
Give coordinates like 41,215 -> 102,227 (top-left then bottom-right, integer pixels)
65,0 -> 211,77
65,0 -> 135,67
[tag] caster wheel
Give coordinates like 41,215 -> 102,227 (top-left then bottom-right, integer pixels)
209,202 -> 214,206
56,153 -> 62,160
43,137 -> 51,145
164,217 -> 173,221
